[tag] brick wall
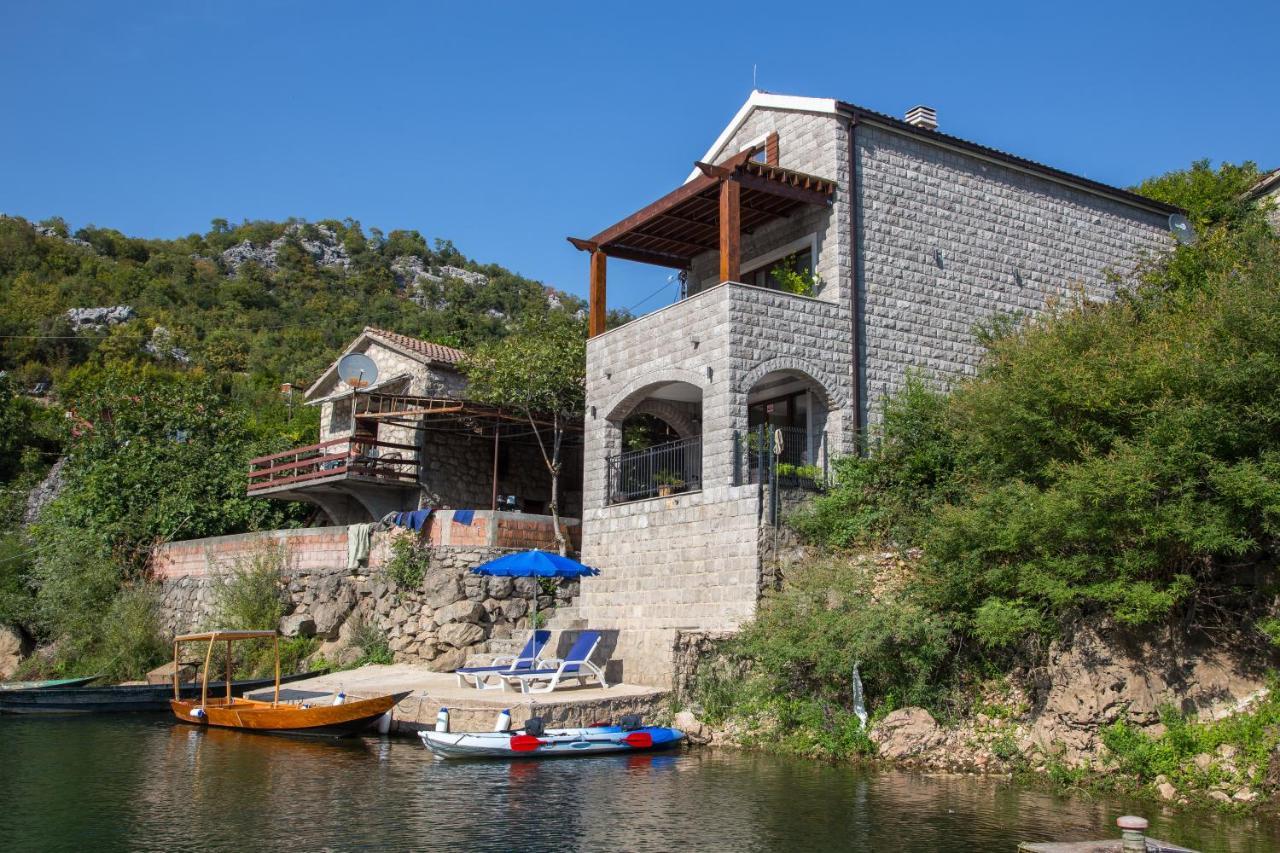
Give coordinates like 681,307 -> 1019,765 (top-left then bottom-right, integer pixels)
151,514 -> 581,581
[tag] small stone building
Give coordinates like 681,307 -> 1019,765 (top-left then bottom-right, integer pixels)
1245,167 -> 1280,232
247,326 -> 582,525
567,91 -> 1185,686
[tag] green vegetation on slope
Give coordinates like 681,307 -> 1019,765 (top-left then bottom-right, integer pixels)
695,160 -> 1280,770
0,214 -> 592,678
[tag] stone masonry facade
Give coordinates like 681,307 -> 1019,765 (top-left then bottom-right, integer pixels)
854,123 -> 1172,425
575,97 -> 1177,687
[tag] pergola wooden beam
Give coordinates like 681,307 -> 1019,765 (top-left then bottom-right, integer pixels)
569,150 -> 835,331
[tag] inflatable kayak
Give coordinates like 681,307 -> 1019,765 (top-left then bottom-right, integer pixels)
420,724 -> 685,759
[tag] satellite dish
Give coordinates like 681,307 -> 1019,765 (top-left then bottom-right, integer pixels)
1169,213 -> 1197,245
336,353 -> 379,390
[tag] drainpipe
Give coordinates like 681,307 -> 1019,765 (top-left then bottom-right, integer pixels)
847,116 -> 865,452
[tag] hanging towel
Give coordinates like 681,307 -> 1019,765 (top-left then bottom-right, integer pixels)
405,508 -> 432,531
452,509 -> 475,526
347,522 -> 374,569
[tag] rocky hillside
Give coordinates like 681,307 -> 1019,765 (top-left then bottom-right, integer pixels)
0,214 -> 586,389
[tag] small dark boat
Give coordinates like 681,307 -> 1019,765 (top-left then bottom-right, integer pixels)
0,675 -> 100,691
0,671 -> 316,714
168,630 -> 406,738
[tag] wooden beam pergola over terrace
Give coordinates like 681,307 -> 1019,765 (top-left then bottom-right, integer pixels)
568,146 -> 836,337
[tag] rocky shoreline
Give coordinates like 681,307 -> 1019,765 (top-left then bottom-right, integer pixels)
670,615 -> 1280,814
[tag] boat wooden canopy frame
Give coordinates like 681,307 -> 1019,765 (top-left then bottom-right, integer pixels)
173,630 -> 282,709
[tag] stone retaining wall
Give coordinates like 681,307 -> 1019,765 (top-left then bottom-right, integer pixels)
154,524 -> 579,670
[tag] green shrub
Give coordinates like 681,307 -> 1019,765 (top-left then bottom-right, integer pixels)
795,192 -> 1280,648
89,585 -> 168,681
346,612 -> 392,666
211,544 -> 287,631
730,561 -> 953,713
384,535 -> 428,590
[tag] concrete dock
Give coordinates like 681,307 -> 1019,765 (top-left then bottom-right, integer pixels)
246,663 -> 669,735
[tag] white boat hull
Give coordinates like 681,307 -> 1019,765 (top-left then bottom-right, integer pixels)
419,725 -> 684,759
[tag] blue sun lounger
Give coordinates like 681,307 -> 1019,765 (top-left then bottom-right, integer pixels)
500,630 -> 609,694
455,630 -> 551,690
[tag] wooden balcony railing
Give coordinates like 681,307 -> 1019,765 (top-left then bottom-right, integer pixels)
247,437 -> 419,493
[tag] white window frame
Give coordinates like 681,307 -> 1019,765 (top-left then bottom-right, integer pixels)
741,233 -> 820,279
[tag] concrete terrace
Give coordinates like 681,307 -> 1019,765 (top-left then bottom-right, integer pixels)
245,664 -> 668,735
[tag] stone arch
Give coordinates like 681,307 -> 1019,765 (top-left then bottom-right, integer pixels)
602,368 -> 708,424
627,399 -> 700,440
739,356 -> 845,409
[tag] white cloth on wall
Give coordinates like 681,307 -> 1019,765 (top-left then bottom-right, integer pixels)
347,522 -> 374,569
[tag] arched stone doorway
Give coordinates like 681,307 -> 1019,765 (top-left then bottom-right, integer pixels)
604,380 -> 703,504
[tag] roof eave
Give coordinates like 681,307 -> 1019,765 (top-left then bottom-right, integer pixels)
835,101 -> 1184,217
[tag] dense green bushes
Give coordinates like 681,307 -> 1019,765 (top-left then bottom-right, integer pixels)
800,182 -> 1280,653
712,161 -> 1280,738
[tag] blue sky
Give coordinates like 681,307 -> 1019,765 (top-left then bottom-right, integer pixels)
2,0 -> 1276,313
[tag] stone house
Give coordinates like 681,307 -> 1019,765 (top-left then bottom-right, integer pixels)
1245,167 -> 1280,231
566,91 -> 1185,687
247,326 -> 583,528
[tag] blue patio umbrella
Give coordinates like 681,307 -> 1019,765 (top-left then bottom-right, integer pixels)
471,550 -> 599,628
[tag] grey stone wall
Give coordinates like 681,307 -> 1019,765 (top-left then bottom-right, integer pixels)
158,544 -> 578,671
694,108 -> 851,310
576,486 -> 762,687
580,281 -> 852,687
854,122 -> 1172,424
417,427 -> 581,518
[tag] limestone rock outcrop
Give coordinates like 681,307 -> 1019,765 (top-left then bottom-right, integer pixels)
1026,621 -> 1269,763
0,625 -> 33,679
869,708 -> 944,759
220,224 -> 351,274
65,305 -> 136,331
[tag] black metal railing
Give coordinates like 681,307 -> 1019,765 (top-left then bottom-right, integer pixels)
606,436 -> 702,504
733,425 -> 828,490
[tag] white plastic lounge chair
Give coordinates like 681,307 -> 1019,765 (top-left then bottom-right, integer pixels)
454,630 -> 551,690
500,631 -> 609,694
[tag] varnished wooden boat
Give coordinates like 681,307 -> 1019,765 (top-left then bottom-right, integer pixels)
168,630 -> 407,738
171,691 -> 409,737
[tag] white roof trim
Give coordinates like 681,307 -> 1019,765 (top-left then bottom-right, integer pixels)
303,330 -> 434,400
684,91 -> 839,183
305,372 -> 412,407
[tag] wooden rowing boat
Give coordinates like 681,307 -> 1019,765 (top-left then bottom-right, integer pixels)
420,724 -> 685,759
0,671 -> 317,714
167,629 -> 407,738
171,691 -> 410,737
0,675 -> 100,691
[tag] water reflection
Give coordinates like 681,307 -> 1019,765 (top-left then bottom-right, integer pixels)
0,716 -> 1275,852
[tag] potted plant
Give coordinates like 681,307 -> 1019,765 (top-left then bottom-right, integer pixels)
654,470 -> 684,497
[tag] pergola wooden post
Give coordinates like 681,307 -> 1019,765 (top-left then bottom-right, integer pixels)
589,249 -> 607,338
567,147 -> 833,321
719,178 -> 741,283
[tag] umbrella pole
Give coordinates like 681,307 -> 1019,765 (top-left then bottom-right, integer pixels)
530,580 -> 538,631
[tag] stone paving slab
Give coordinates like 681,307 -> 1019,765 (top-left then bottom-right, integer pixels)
246,664 -> 668,735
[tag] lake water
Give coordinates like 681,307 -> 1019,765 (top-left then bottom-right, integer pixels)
0,716 -> 1276,852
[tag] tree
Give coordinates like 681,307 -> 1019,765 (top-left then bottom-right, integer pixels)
1135,159 -> 1261,228
462,313 -> 586,555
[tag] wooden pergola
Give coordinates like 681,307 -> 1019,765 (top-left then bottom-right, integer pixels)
569,140 -> 836,336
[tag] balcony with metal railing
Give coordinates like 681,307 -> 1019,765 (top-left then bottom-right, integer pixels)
605,436 -> 703,505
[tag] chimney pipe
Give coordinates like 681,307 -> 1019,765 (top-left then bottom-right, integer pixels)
905,105 -> 937,131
